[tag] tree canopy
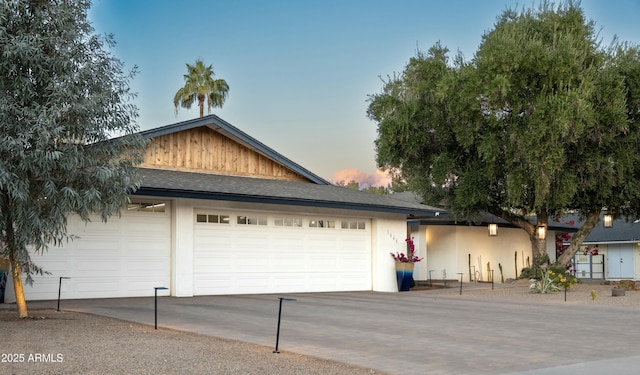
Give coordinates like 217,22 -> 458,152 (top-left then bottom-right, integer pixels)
368,1 -> 640,269
0,0 -> 145,317
174,59 -> 229,117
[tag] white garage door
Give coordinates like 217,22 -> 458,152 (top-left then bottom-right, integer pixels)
22,201 -> 171,301
193,210 -> 371,295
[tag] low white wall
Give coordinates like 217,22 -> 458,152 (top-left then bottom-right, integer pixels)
425,225 -> 534,283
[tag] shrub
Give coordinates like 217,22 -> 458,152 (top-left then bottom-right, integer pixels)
530,270 -> 561,293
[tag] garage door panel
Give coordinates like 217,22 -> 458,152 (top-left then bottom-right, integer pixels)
196,238 -> 233,248
194,275 -> 232,295
75,279 -> 119,293
72,239 -> 121,255
125,242 -> 168,256
194,254 -> 233,270
125,277 -> 168,293
272,234 -> 304,248
22,203 -> 171,301
307,255 -> 338,271
28,258 -> 70,274
125,257 -> 168,273
24,277 -> 60,301
75,259 -> 120,273
271,254 -> 306,269
194,211 -> 371,295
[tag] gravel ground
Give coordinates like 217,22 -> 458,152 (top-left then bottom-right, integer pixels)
1,280 -> 637,375
0,309 -> 382,375
424,279 -> 640,307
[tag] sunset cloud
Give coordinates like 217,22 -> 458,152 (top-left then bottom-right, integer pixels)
332,168 -> 391,189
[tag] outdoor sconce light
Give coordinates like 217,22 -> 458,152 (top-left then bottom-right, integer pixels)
603,214 -> 613,228
536,225 -> 546,240
488,223 -> 498,237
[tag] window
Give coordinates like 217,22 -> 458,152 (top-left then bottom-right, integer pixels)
309,218 -> 336,229
274,217 -> 302,227
197,214 -> 229,224
309,219 -> 323,228
237,215 -> 267,226
341,220 -> 366,230
127,202 -> 166,213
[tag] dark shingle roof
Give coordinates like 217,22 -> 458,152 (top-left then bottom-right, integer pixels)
560,213 -> 640,243
135,168 -> 442,216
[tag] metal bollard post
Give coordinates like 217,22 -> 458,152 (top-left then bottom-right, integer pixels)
154,287 -> 168,330
457,273 -> 463,295
57,277 -> 70,312
428,270 -> 433,287
273,297 -> 296,353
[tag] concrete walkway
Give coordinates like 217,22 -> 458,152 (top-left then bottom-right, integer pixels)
11,284 -> 640,375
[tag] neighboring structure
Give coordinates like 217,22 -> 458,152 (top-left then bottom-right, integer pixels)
561,214 -> 640,281
5,115 -> 440,302
390,191 -> 575,282
405,212 -> 572,283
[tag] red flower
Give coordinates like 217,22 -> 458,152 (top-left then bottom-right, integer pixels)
391,237 -> 423,263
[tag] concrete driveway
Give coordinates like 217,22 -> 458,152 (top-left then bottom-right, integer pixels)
21,285 -> 640,375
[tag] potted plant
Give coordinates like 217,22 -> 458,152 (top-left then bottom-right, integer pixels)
391,237 -> 423,291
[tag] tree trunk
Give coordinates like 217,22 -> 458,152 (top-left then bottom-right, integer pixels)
10,260 -> 28,318
198,94 -> 205,117
3,204 -> 29,318
555,210 -> 600,267
531,236 -> 549,271
530,211 -> 551,273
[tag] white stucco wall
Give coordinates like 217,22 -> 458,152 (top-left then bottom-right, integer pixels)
371,216 -> 410,292
172,198 -> 195,297
424,225 -> 534,283
408,225 -> 427,281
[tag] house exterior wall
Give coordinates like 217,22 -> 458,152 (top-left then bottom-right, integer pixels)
3,196 -> 410,301
172,198 -> 195,297
371,217 -> 411,292
634,244 -> 640,280
424,225 -> 533,282
140,126 -> 309,182
409,225 -> 427,281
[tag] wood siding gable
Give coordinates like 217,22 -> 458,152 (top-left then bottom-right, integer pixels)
140,126 -> 310,182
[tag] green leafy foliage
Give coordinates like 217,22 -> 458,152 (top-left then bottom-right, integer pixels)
174,59 -> 229,117
0,0 -> 145,309
367,1 -> 640,268
529,270 -> 561,294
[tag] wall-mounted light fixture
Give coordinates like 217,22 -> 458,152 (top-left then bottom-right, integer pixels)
603,214 -> 613,228
537,225 -> 547,240
488,223 -> 498,237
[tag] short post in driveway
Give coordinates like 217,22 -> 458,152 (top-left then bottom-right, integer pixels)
273,297 -> 297,353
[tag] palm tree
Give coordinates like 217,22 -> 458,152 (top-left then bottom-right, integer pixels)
173,59 -> 229,117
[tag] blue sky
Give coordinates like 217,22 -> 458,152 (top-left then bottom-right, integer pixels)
88,0 -> 640,185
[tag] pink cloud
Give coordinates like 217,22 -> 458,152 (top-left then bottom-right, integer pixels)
332,168 -> 391,189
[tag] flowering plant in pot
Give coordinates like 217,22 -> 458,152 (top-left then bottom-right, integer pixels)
391,237 -> 422,291
390,237 -> 423,263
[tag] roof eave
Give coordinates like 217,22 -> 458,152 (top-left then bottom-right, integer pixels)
134,187 -> 438,216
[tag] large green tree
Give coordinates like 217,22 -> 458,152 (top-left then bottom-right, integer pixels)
0,0 -> 145,317
368,1 -> 640,271
173,59 -> 229,118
